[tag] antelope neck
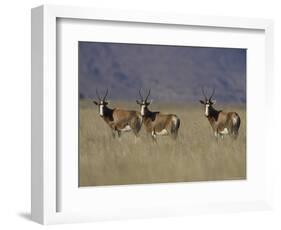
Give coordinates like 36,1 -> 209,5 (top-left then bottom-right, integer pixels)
142,107 -> 152,117
207,106 -> 220,121
100,105 -> 113,117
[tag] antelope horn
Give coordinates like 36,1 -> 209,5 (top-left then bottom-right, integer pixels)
96,89 -> 101,100
201,87 -> 207,100
103,89 -> 109,101
145,88 -> 151,102
209,88 -> 215,100
139,88 -> 144,101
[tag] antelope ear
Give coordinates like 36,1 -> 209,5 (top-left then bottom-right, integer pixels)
199,100 -> 205,104
211,100 -> 216,105
93,101 -> 98,105
136,100 -> 140,104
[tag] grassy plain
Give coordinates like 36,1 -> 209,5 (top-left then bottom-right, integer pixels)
79,99 -> 246,186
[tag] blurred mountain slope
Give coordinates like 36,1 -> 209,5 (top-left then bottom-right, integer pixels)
79,42 -> 246,103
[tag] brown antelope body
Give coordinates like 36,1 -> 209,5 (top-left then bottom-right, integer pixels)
200,88 -> 241,140
136,89 -> 180,142
93,89 -> 142,138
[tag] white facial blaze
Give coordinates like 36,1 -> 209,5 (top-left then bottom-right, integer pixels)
205,104 -> 209,116
141,105 -> 145,116
99,104 -> 104,116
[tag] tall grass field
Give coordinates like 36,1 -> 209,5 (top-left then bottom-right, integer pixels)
79,99 -> 246,186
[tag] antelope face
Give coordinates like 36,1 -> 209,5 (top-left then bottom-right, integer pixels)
137,88 -> 152,116
93,100 -> 108,116
200,87 -> 216,117
136,100 -> 150,116
200,99 -> 216,117
93,89 -> 109,117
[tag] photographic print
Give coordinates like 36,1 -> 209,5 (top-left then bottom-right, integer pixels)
79,42 -> 246,186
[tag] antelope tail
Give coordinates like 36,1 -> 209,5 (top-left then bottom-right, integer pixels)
231,113 -> 241,139
171,115 -> 180,139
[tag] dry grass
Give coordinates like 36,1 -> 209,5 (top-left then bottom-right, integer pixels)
79,99 -> 246,186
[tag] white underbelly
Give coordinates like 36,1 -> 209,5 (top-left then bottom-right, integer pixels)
219,128 -> 229,135
156,129 -> 168,136
120,125 -> 132,132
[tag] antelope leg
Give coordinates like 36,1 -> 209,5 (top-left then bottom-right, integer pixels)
214,130 -> 219,143
151,131 -> 157,143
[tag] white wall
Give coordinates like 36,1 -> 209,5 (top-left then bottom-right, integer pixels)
0,0 -> 280,229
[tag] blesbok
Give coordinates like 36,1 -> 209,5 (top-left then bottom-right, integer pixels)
136,89 -> 180,142
93,89 -> 142,139
199,88 -> 241,140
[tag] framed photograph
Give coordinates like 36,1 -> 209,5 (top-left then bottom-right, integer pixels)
31,5 -> 274,225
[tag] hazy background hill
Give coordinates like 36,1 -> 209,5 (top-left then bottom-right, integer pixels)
79,42 -> 246,104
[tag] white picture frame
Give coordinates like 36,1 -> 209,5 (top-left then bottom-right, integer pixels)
31,5 -> 274,225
